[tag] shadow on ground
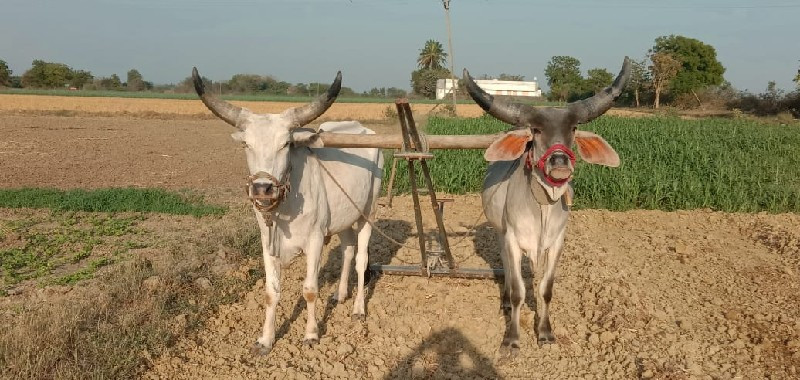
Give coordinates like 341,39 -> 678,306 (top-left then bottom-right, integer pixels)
383,327 -> 501,379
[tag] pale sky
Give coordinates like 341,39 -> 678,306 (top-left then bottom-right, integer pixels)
1,0 -> 798,93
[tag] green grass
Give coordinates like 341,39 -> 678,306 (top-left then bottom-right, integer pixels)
384,115 -> 800,213
0,212 -> 146,288
0,188 -> 224,217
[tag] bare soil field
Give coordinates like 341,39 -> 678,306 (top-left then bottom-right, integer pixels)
2,110 -> 800,379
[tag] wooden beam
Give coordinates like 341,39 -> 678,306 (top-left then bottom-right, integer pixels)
318,132 -> 499,150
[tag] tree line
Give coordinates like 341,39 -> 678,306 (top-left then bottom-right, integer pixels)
407,35 -> 798,118
0,59 -> 407,98
1,36 -> 798,118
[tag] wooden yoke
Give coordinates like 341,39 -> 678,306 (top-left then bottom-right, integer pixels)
318,132 -> 500,150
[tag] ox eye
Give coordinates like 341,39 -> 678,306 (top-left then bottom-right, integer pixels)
532,128 -> 542,135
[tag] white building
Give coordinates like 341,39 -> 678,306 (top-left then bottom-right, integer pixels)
436,77 -> 542,99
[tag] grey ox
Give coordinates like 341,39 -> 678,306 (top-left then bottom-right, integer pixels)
192,68 -> 384,355
463,57 -> 631,356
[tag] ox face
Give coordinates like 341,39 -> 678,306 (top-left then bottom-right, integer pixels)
191,67 -> 340,207
232,115 -> 321,205
465,57 -> 630,186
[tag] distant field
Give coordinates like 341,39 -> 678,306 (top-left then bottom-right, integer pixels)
0,93 -> 639,122
0,93 -> 486,120
0,88 -> 562,106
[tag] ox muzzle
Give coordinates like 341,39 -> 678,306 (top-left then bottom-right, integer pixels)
526,144 -> 576,187
246,171 -> 290,224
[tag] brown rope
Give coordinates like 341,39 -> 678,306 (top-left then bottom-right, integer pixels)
312,153 -> 424,254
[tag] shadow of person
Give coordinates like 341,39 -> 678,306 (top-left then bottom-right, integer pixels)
383,327 -> 501,380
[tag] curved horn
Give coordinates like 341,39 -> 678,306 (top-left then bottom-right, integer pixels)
192,67 -> 243,128
568,56 -> 631,124
286,71 -> 342,128
463,68 -> 537,126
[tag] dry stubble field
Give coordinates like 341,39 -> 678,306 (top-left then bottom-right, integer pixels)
1,95 -> 799,379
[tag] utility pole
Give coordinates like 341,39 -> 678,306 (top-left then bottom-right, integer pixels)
442,0 -> 457,114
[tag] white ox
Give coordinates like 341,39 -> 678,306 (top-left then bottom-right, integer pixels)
192,68 -> 384,355
463,57 -> 631,356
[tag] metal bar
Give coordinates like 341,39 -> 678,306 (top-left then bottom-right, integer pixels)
317,132 -> 500,150
401,102 -> 456,269
370,265 -> 504,280
396,101 -> 427,275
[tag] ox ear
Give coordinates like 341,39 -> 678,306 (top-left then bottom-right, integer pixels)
574,130 -> 620,167
484,129 -> 532,162
290,128 -> 324,148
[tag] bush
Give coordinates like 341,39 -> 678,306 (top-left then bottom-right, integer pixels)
730,82 -> 798,118
781,91 -> 800,118
672,85 -> 738,110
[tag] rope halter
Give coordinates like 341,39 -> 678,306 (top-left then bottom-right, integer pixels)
246,170 -> 290,226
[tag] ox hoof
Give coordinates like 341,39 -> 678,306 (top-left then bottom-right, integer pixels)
537,333 -> 556,346
303,338 -> 319,347
498,342 -> 520,358
351,313 -> 366,322
250,342 -> 273,356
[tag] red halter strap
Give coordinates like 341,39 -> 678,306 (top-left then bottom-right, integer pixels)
524,144 -> 576,187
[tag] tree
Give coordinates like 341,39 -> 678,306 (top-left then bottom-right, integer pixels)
417,39 -> 447,70
544,56 -> 583,103
126,69 -> 146,91
0,60 -> 11,87
794,61 -> 799,88
411,67 -> 451,99
366,87 -> 386,97
22,60 -> 71,88
498,73 -> 525,81
386,87 -> 407,98
626,58 -> 650,107
650,35 -> 725,95
649,52 -> 682,108
20,60 -> 93,89
70,70 -> 93,89
584,68 -> 613,94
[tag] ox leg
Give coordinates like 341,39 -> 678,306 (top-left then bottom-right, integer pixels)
498,232 -> 512,313
333,228 -> 357,303
252,222 -> 281,356
351,220 -> 372,321
500,234 -> 525,358
302,234 -> 325,345
535,232 -> 565,345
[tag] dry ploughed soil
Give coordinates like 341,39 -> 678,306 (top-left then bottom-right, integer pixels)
1,97 -> 799,379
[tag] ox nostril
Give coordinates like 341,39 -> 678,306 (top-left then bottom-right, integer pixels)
549,153 -> 569,167
252,182 -> 274,196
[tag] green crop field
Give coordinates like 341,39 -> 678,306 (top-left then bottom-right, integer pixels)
384,115 -> 800,213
